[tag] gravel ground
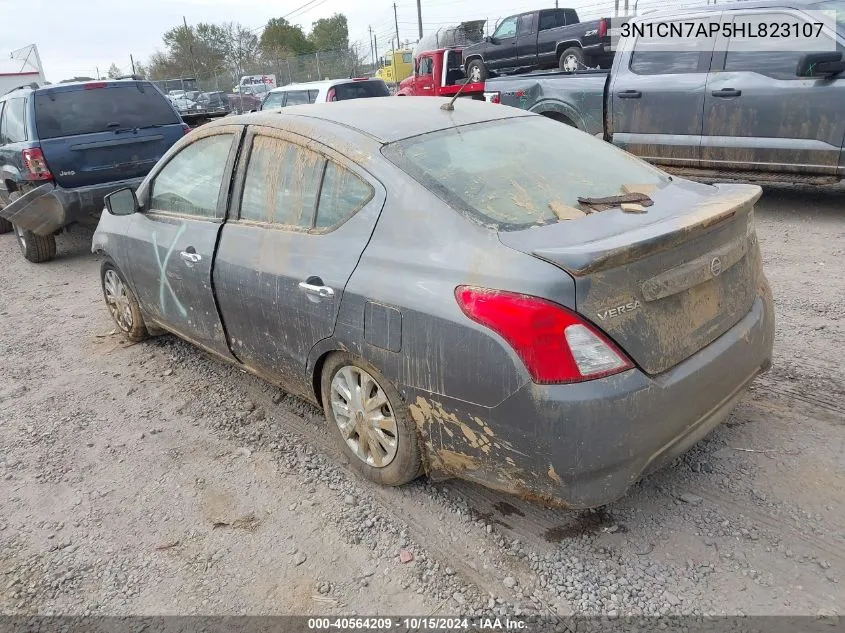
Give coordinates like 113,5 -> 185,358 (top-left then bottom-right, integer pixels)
0,184 -> 843,618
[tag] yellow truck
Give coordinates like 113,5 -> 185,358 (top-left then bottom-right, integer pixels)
375,49 -> 413,84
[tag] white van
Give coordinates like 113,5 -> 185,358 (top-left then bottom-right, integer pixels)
259,78 -> 390,110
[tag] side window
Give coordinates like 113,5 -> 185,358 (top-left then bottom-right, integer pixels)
562,9 -> 578,26
518,14 -> 535,36
285,91 -> 311,106
494,16 -> 518,39
240,135 -> 324,226
3,98 -> 27,143
403,52 -> 413,64
539,12 -> 557,31
723,13 -> 834,79
308,90 -> 319,103
420,57 -> 434,75
629,17 -> 715,75
630,50 -> 701,74
150,134 -> 233,218
315,161 -> 374,229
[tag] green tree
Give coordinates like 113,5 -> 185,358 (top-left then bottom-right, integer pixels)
59,76 -> 95,84
106,63 -> 122,79
222,22 -> 260,77
260,17 -> 313,58
309,13 -> 349,52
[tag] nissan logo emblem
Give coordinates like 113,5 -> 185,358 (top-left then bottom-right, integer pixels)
710,257 -> 723,277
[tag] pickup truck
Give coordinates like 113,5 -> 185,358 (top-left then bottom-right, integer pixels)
461,8 -> 615,82
483,0 -> 845,185
397,48 -> 486,99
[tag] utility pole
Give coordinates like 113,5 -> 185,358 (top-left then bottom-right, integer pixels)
416,0 -> 423,40
95,65 -> 100,80
614,0 -> 619,17
369,25 -> 375,67
393,3 -> 401,55
623,0 -> 629,15
130,54 -> 136,75
374,34 -> 379,68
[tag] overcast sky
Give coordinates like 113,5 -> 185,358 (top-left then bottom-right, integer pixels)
2,0 -> 672,82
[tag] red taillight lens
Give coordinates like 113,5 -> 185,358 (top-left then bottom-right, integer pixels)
598,18 -> 608,39
84,82 -> 108,90
326,88 -> 337,102
22,148 -> 53,181
182,124 -> 192,135
485,92 -> 501,104
455,286 -> 633,384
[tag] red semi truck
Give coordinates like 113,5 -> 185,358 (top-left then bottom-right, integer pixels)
396,48 -> 486,99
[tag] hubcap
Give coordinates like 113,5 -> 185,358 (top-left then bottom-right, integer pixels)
563,55 -> 579,72
103,269 -> 134,332
330,366 -> 398,468
469,66 -> 481,82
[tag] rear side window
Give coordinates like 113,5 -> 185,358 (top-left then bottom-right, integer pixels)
33,84 -> 181,139
333,81 -> 390,100
539,11 -> 559,31
630,50 -> 701,74
150,134 -> 234,218
384,116 -> 667,231
240,136 -> 324,226
284,90 -> 312,106
2,97 -> 27,143
315,162 -> 374,229
518,13 -> 536,36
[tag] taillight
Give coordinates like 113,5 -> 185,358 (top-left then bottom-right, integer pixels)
326,88 -> 337,102
485,91 -> 501,104
22,148 -> 53,181
455,286 -> 633,384
84,82 -> 108,90
182,124 -> 192,135
598,18 -> 608,39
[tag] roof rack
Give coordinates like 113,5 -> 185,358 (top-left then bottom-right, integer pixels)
2,82 -> 40,96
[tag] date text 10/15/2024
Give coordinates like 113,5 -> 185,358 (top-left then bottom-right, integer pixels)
307,617 -> 527,631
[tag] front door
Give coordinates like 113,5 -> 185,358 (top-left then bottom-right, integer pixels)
517,13 -> 538,67
414,55 -> 436,95
487,15 -> 520,70
213,127 -> 385,396
126,128 -> 242,359
701,8 -> 845,175
609,13 -> 719,167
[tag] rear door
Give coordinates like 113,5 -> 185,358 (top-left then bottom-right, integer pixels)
609,13 -> 720,167
125,128 -> 242,358
33,82 -> 184,189
517,12 -> 539,67
213,126 -> 385,395
537,10 -> 565,66
701,8 -> 845,175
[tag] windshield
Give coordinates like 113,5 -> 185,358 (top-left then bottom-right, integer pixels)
34,84 -> 181,139
383,116 -> 669,231
261,91 -> 284,110
810,1 -> 845,29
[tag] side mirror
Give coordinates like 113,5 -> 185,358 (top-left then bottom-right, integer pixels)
797,51 -> 845,77
105,187 -> 139,216
488,36 -> 498,45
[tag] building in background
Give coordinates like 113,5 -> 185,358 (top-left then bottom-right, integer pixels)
1,45 -> 46,95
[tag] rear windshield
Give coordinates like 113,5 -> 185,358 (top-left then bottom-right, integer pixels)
33,84 -> 181,139
383,116 -> 669,231
334,81 -> 390,100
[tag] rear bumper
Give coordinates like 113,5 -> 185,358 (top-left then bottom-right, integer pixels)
0,178 -> 144,236
409,283 -> 775,508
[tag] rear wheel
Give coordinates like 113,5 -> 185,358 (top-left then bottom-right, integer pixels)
466,60 -> 488,83
559,47 -> 585,72
14,224 -> 56,263
322,353 -> 422,487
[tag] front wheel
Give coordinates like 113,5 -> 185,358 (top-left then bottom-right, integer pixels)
466,60 -> 488,83
101,261 -> 148,342
14,224 -> 56,263
558,47 -> 585,72
322,353 -> 422,487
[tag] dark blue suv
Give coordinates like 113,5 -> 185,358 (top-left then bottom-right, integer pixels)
0,79 -> 187,262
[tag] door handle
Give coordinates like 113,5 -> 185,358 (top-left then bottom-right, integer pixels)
617,90 -> 641,99
711,88 -> 742,98
180,251 -> 202,264
298,281 -> 335,298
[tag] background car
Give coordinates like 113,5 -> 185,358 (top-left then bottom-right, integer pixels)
0,79 -> 187,262
259,78 -> 390,110
92,98 -> 774,509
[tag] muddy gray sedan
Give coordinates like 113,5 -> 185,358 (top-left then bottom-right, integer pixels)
92,97 -> 774,508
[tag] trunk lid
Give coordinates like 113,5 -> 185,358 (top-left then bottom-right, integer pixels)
499,182 -> 762,375
32,81 -> 184,189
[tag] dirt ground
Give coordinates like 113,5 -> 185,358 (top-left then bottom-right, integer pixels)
0,184 -> 843,618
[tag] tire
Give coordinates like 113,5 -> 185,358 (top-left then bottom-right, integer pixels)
321,353 -> 423,487
13,224 -> 56,263
0,217 -> 11,234
558,47 -> 585,72
100,261 -> 148,342
542,111 -> 576,128
466,59 -> 488,83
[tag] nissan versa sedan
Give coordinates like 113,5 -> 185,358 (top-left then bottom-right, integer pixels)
92,97 -> 775,508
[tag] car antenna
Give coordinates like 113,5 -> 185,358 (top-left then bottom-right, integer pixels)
441,74 -> 472,111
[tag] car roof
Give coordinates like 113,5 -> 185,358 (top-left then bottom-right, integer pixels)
216,96 -> 533,144
268,78 -> 386,93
